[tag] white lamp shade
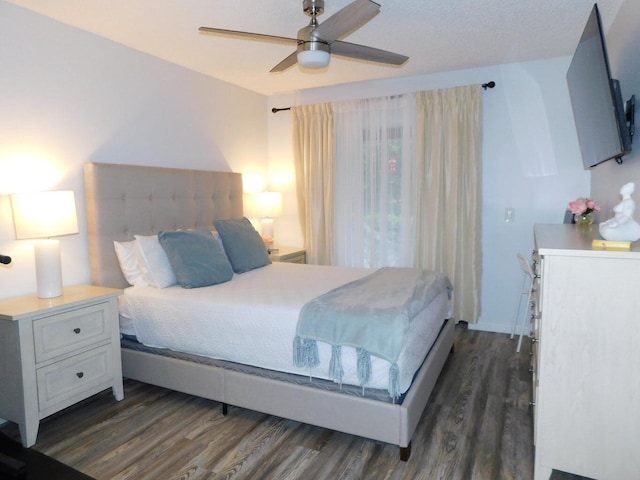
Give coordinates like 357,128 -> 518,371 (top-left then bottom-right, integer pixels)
297,49 -> 330,69
10,190 -> 79,239
10,190 -> 79,298
257,191 -> 283,218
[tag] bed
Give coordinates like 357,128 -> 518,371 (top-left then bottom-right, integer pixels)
83,162 -> 456,460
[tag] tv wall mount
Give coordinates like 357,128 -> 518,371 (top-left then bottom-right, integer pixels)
616,95 -> 636,165
616,94 -> 635,165
627,94 -> 635,142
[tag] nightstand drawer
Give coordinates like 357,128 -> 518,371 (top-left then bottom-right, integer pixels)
33,303 -> 111,363
36,345 -> 114,412
269,247 -> 307,264
282,253 -> 306,264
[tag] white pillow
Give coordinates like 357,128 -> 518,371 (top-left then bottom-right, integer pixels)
134,234 -> 177,288
113,240 -> 147,287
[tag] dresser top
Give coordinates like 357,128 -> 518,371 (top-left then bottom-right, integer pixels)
534,224 -> 640,258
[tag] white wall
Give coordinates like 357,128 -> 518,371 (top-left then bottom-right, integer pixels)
0,2 -> 269,299
591,0 -> 640,214
267,58 -> 590,333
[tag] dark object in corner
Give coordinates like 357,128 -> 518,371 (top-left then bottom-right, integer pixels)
0,451 -> 26,479
0,432 -> 94,480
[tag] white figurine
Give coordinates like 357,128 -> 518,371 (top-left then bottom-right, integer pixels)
599,182 -> 640,242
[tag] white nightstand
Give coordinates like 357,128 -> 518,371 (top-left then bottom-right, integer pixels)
268,247 -> 307,264
0,285 -> 124,447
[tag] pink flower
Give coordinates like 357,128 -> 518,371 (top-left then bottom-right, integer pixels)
586,199 -> 600,212
568,197 -> 599,215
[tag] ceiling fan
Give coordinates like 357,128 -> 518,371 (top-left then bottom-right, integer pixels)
199,0 -> 409,72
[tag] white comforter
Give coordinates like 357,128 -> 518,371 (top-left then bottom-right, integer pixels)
119,262 -> 450,395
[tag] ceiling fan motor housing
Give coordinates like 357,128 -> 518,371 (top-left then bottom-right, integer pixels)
297,23 -> 330,68
297,23 -> 330,54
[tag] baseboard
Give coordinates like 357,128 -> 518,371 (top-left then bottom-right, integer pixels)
467,321 -> 514,335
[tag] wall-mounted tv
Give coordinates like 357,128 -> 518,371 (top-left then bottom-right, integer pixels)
566,3 -> 635,168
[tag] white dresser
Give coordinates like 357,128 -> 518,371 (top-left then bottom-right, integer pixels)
0,285 -> 124,447
533,224 -> 640,480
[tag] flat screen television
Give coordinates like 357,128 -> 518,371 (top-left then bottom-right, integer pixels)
566,3 -> 634,168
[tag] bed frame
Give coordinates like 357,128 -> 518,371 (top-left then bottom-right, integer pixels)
83,162 -> 455,461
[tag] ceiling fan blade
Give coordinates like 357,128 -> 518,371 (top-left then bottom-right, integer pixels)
270,51 -> 299,72
312,0 -> 380,42
198,27 -> 298,46
331,40 -> 408,65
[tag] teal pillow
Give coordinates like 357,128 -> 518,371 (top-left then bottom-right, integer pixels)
158,230 -> 233,288
214,217 -> 271,273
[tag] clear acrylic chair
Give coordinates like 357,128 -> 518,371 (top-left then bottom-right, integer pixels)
511,253 -> 535,352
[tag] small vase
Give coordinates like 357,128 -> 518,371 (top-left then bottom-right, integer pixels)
574,211 -> 595,225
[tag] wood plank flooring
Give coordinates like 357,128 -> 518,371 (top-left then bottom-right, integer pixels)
2,325 -> 539,479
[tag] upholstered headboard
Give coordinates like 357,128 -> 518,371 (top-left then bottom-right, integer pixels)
84,162 -> 244,289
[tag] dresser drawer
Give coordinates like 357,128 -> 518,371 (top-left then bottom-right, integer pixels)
33,303 -> 111,363
36,345 -> 114,412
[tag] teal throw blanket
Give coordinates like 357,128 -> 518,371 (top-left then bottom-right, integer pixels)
294,267 -> 452,399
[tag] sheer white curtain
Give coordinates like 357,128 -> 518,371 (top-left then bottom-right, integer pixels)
293,85 -> 483,322
333,95 -> 417,268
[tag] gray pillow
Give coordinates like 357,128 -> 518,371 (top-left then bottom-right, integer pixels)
214,217 -> 271,273
158,230 -> 233,288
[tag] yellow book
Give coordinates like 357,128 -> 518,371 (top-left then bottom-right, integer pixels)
591,239 -> 632,250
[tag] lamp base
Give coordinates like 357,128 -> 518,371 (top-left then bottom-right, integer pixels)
261,217 -> 275,245
34,240 -> 63,299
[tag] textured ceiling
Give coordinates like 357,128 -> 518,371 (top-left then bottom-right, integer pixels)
5,0 -> 626,96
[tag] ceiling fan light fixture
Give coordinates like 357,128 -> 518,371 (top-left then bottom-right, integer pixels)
297,49 -> 330,69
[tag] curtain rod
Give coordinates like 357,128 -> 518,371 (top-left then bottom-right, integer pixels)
271,80 -> 496,113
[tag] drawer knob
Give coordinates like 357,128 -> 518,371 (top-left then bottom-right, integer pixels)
529,366 -> 535,373
76,372 -> 84,379
73,328 -> 81,334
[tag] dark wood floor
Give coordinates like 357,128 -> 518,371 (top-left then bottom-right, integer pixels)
2,326 -> 539,480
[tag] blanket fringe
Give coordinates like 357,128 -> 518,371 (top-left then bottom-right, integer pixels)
293,336 -> 319,368
295,337 -> 400,400
389,363 -> 400,401
356,348 -> 371,386
329,345 -> 344,386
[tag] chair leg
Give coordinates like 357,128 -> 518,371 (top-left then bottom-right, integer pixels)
511,275 -> 527,339
516,291 -> 532,353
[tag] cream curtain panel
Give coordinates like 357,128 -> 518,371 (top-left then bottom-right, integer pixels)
414,85 -> 483,323
292,103 -> 334,265
292,85 -> 482,322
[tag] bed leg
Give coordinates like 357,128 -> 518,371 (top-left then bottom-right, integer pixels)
222,403 -> 228,416
399,442 -> 411,461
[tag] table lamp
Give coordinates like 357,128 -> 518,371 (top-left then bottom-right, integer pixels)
257,191 -> 282,245
10,190 -> 79,298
